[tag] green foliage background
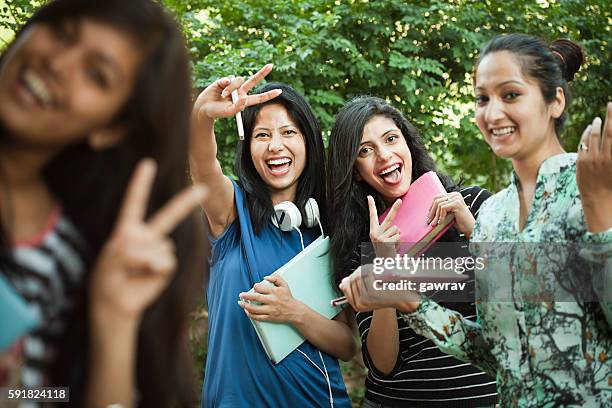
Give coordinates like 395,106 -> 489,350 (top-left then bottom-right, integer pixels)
163,0 -> 610,191
1,0 -> 610,404
2,0 -> 609,190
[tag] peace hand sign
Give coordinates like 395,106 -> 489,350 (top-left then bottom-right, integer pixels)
90,159 -> 206,323
368,196 -> 402,259
193,64 -> 282,122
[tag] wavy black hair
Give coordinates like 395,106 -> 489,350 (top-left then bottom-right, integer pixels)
327,96 -> 453,286
0,0 -> 202,406
236,82 -> 328,234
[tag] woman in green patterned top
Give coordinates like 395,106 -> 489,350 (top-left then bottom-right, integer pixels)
339,33 -> 611,406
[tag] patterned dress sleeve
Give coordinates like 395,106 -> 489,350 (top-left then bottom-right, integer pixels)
400,298 -> 498,376
581,228 -> 612,326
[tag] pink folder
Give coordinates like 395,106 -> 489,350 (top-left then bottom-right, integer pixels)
378,171 -> 455,257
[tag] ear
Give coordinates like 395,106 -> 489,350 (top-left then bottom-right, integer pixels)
87,125 -> 126,150
550,87 -> 566,119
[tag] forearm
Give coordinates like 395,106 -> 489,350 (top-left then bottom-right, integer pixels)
291,303 -> 357,361
365,308 -> 400,375
189,115 -> 221,183
85,315 -> 139,408
582,195 -> 612,233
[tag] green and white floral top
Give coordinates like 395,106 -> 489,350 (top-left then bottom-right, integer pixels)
402,154 -> 611,407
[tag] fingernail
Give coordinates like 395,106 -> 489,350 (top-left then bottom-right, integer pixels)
237,300 -> 243,307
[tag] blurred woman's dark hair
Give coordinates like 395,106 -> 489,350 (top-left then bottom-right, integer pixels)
0,0 -> 203,406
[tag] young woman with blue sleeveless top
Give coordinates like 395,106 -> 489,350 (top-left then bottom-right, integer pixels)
190,65 -> 356,407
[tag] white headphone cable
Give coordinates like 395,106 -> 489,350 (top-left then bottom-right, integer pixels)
293,226 -> 305,251
295,349 -> 334,408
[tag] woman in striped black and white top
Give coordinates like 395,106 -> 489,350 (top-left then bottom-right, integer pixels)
328,96 -> 498,407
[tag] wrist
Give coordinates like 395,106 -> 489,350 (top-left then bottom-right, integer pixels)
395,298 -> 421,313
289,300 -> 308,326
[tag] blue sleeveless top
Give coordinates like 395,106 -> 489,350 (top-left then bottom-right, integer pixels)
202,181 -> 351,408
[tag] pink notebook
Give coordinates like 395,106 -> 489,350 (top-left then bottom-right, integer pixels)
378,171 -> 455,257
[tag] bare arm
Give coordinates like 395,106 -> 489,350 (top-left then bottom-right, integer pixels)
290,306 -> 357,361
365,308 -> 400,375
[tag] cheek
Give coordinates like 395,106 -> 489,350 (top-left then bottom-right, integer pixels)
354,159 -> 370,181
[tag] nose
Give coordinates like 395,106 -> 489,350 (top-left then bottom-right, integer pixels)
484,97 -> 505,124
47,45 -> 80,84
377,145 -> 393,161
267,133 -> 284,152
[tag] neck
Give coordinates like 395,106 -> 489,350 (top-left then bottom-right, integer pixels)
270,185 -> 297,206
512,134 -> 565,188
0,140 -> 57,189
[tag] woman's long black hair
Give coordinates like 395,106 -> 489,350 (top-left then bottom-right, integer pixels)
236,82 -> 328,235
327,96 -> 453,287
0,0 -> 203,406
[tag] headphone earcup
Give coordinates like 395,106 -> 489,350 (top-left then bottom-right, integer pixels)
302,198 -> 320,228
272,201 -> 302,231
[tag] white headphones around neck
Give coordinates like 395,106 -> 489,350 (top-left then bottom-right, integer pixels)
268,198 -> 333,406
271,198 -> 320,231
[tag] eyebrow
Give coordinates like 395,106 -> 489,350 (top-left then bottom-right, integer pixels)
359,128 -> 399,146
475,80 -> 523,91
253,124 -> 297,132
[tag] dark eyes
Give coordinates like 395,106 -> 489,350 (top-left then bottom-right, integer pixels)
88,67 -> 109,88
253,129 -> 297,139
475,95 -> 489,106
475,92 -> 520,105
386,135 -> 399,143
359,146 -> 373,156
503,91 -> 520,100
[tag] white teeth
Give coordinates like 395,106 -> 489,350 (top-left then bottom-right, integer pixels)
266,158 -> 291,165
491,126 -> 516,136
23,69 -> 52,107
379,163 -> 400,176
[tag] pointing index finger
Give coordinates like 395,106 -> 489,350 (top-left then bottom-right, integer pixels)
368,196 -> 380,232
241,64 -> 274,94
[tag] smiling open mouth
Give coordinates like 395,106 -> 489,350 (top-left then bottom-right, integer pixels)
491,126 -> 516,138
266,157 -> 292,174
378,163 -> 402,183
20,68 -> 54,108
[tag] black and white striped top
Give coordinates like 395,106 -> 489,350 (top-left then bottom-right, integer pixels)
4,208 -> 87,407
356,186 -> 498,407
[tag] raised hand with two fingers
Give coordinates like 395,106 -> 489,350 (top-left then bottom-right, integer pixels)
89,159 -> 206,324
368,195 -> 402,259
193,64 -> 282,122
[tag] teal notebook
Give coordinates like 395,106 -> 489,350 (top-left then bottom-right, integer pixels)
0,274 -> 39,351
247,236 -> 343,364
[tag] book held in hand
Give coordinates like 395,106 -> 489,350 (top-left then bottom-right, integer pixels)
0,275 -> 39,351
245,236 -> 342,364
379,171 -> 456,257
